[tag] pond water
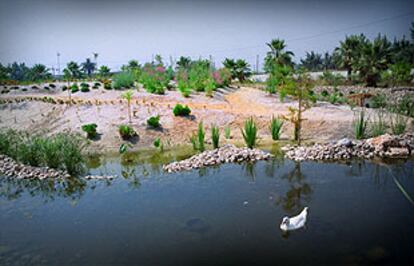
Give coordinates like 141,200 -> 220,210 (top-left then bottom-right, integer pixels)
0,149 -> 413,265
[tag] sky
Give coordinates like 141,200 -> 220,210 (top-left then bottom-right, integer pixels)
0,0 -> 413,72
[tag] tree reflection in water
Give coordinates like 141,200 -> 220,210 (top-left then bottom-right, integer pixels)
0,176 -> 86,202
275,162 -> 312,215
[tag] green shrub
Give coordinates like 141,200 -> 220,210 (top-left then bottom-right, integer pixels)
224,126 -> 231,139
31,85 -> 39,90
49,83 -> 56,88
380,62 -> 413,87
80,83 -> 90,92
153,137 -> 163,151
0,129 -> 20,158
71,83 -> 79,93
140,64 -> 168,94
94,82 -> 101,87
18,134 -> 44,167
56,133 -> 85,175
119,124 -> 136,139
353,110 -> 368,140
371,94 -> 387,108
211,125 -> 220,149
390,113 -> 407,135
103,79 -> 112,90
62,85 -> 68,91
270,116 -> 283,140
81,123 -> 98,139
173,104 -> 191,116
43,86 -> 50,90
321,90 -> 329,97
241,117 -> 258,148
112,72 -> 135,90
147,115 -> 160,128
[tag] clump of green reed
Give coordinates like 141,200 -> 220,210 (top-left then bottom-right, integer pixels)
0,129 -> 85,176
390,113 -> 407,135
269,115 -> 283,141
353,109 -> 368,140
211,125 -> 220,149
241,117 -> 258,149
370,110 -> 387,137
224,126 -> 231,139
190,121 -> 205,152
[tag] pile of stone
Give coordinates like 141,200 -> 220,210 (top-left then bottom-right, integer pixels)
283,134 -> 414,161
163,144 -> 273,173
0,155 -> 70,180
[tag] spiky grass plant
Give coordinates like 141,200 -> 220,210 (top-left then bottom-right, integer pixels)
189,122 -> 205,152
371,111 -> 387,137
224,126 -> 231,139
353,109 -> 368,140
241,117 -> 258,149
211,125 -> 220,149
269,116 -> 283,141
390,113 -> 407,135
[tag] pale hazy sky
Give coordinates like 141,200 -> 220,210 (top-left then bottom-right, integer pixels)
0,0 -> 413,71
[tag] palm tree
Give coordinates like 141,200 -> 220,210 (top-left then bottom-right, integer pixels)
264,39 -> 294,72
234,59 -> 251,82
322,52 -> 336,70
121,89 -> 134,123
176,56 -> 191,70
98,65 -> 111,78
300,51 -> 323,71
29,64 -> 51,81
93,52 -> 99,67
353,34 -> 392,87
65,61 -> 83,79
81,58 -> 96,76
334,34 -> 368,79
223,58 -> 237,79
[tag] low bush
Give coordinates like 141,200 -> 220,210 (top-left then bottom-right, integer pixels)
119,124 -> 136,139
147,115 -> 161,128
31,85 -> 39,90
43,86 -> 50,90
153,137 -> 163,151
371,94 -> 387,109
173,104 -> 191,116
49,83 -> 56,88
241,117 -> 258,148
81,123 -> 98,139
103,79 -> 112,90
62,85 -> 68,91
112,72 -> 135,90
321,90 -> 329,97
80,85 -> 90,92
71,83 -> 79,93
270,116 -> 283,141
140,65 -> 168,94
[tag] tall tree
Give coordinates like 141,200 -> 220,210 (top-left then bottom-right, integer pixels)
264,39 -> 294,72
64,61 -> 83,79
300,51 -> 323,71
334,34 -> 368,79
81,58 -> 96,76
8,62 -> 30,81
353,34 -> 392,87
98,65 -> 111,78
176,56 -> 192,70
29,64 -> 51,81
223,58 -> 251,81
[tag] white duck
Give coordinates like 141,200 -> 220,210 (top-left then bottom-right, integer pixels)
280,207 -> 308,231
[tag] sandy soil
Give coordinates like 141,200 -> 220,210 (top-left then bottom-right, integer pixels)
1,84 -> 412,153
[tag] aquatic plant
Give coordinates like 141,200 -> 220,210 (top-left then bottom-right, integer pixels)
112,72 -> 135,90
119,124 -> 136,140
81,123 -> 98,139
241,117 -> 258,149
270,116 -> 283,141
390,113 -> 407,135
371,111 -> 387,137
211,125 -> 220,149
190,122 -> 205,152
224,126 -> 231,139
173,104 -> 191,116
353,109 -> 368,139
147,115 -> 161,128
121,89 -> 134,123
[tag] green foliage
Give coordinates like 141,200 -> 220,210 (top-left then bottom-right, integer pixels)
153,137 -> 163,151
264,39 -> 294,73
112,72 -> 135,90
103,79 -> 112,90
80,82 -> 90,92
319,71 -> 345,87
370,94 -> 387,109
71,83 -> 79,93
190,122 -> 205,152
334,34 -> 368,78
270,116 -> 283,141
211,125 -> 220,149
266,64 -> 294,96
353,110 -> 368,139
81,58 -> 96,76
300,51 -> 324,71
223,58 -> 251,82
241,117 -> 258,149
390,113 -> 407,135
0,130 -> 85,175
119,125 -> 136,139
173,104 -> 191,116
224,126 -> 231,139
370,111 -> 387,137
140,64 -> 169,94
380,62 -> 413,87
147,115 -> 161,128
98,65 -> 111,78
81,123 -> 98,139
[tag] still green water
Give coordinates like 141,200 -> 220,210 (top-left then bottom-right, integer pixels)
0,147 -> 413,265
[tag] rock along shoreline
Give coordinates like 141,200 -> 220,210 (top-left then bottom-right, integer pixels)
163,144 -> 273,173
282,134 -> 414,161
